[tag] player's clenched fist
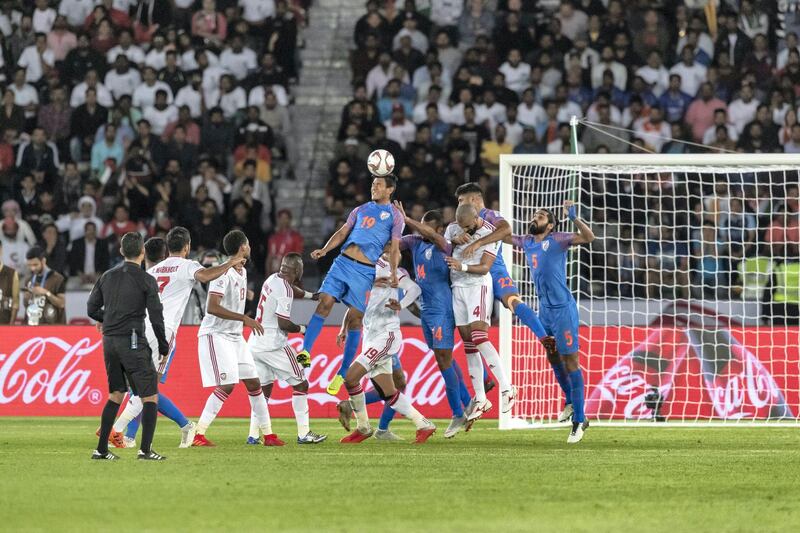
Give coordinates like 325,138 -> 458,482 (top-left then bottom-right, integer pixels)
310,249 -> 326,260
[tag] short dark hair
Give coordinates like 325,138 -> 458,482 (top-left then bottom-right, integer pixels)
145,237 -> 167,264
455,182 -> 484,199
223,230 -> 248,256
421,209 -> 444,227
120,232 -> 144,259
166,226 -> 191,253
375,174 -> 397,190
26,245 -> 45,260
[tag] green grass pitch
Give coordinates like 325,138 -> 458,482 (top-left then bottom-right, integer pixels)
1,417 -> 799,532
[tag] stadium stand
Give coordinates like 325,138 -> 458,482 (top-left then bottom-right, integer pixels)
0,0 -> 798,319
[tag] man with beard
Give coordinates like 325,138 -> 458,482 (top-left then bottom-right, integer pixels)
24,245 -> 66,324
505,201 -> 595,443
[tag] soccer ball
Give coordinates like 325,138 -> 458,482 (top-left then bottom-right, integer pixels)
367,149 -> 395,177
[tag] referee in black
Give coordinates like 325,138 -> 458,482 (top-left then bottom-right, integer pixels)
87,232 -> 170,461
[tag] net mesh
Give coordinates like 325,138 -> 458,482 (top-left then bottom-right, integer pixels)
502,162 -> 800,426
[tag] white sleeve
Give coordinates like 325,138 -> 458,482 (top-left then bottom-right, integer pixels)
275,292 -> 292,319
444,223 -> 456,243
185,260 -> 204,281
397,271 -> 421,310
207,273 -> 229,298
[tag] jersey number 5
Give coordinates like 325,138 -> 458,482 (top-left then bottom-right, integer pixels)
256,293 -> 266,322
157,276 -> 170,293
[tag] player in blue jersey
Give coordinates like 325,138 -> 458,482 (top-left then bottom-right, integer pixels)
300,175 -> 404,395
396,206 -> 474,438
507,200 -> 594,443
453,184 -> 558,401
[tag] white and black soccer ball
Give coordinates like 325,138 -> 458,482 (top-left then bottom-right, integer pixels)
367,149 -> 395,177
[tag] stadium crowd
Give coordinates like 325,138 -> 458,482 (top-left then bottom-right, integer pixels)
0,0 -> 798,325
0,0 -> 307,304
323,0 -> 799,318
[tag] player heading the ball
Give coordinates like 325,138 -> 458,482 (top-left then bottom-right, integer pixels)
300,175 -> 404,395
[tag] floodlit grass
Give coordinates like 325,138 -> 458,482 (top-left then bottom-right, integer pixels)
1,417 -> 799,532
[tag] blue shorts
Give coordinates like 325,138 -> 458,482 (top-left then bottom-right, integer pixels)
490,262 -> 518,302
319,255 -> 376,313
391,354 -> 402,371
540,305 -> 580,355
421,309 -> 456,350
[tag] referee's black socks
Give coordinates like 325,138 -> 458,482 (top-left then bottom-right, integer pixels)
96,399 -> 121,454
140,400 -> 159,454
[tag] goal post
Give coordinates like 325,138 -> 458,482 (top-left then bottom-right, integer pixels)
498,153 -> 800,429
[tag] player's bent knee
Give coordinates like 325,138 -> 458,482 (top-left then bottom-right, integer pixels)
433,349 -> 452,369
109,391 -> 125,404
393,373 -> 406,391
293,381 -> 309,393
315,295 -> 335,315
141,394 -> 158,403
562,353 -> 580,372
218,383 -> 236,395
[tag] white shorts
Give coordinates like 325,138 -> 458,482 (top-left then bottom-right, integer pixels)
251,344 -> 306,386
147,327 -> 176,375
198,334 -> 258,387
452,281 -> 493,326
353,329 -> 403,378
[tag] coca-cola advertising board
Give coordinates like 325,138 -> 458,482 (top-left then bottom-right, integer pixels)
0,326 -> 499,418
2,326 -> 797,420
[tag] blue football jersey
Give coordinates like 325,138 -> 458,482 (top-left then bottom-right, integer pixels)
342,202 -> 404,263
514,232 -> 576,309
479,207 -> 507,274
401,235 -> 453,312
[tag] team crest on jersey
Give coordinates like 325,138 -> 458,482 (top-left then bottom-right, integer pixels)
380,211 -> 390,220
220,373 -> 227,380
542,241 -> 550,251
424,248 -> 432,260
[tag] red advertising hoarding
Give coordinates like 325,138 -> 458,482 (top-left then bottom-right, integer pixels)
0,326 -> 498,418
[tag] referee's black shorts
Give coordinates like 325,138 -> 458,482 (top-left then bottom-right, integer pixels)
103,335 -> 158,398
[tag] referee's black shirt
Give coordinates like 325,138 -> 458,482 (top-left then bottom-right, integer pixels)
87,260 -> 170,356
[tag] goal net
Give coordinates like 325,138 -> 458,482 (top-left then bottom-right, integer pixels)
498,154 -> 800,428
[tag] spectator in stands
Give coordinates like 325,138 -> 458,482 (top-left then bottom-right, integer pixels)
68,220 -> 109,285
90,122 -> 123,179
23,245 -> 66,325
39,222 -> 67,276
266,208 -> 303,274
0,239 -> 20,324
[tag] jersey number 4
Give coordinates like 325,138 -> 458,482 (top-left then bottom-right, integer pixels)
416,264 -> 426,280
157,276 -> 170,293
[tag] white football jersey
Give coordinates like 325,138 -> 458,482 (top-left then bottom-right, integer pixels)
147,256 -> 204,331
248,273 -> 294,352
198,267 -> 248,338
445,219 -> 498,287
363,259 -> 407,333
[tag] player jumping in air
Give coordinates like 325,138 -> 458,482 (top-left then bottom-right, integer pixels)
339,255 -> 436,444
247,253 -> 327,445
444,203 -> 518,429
300,175 -> 404,395
108,228 -> 247,449
192,231 -> 278,447
454,183 -> 559,413
394,204 -> 475,438
506,200 -> 594,443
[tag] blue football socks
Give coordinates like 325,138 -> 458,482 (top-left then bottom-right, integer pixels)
568,369 -> 586,423
337,329 -> 362,378
440,365 -> 464,417
302,313 -> 325,352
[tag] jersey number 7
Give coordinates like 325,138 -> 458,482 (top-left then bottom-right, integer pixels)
157,276 -> 170,293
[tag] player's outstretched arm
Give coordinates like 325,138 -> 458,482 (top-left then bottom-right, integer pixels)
396,275 -> 421,309
311,219 -> 354,259
394,200 -> 450,252
462,218 -> 512,257
206,294 -> 265,335
290,285 -> 318,300
564,200 -> 595,245
194,250 -> 247,283
336,308 -> 351,347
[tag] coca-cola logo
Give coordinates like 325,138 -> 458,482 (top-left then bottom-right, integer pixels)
592,363 -> 674,420
0,337 -> 102,405
266,338 -> 448,407
707,354 -> 783,419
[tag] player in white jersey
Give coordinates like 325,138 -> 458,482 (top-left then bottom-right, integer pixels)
444,204 -> 516,428
109,228 -> 247,449
340,254 -> 437,444
247,253 -> 327,445
192,230 -> 278,447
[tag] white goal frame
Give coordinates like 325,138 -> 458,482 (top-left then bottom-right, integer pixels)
498,153 -> 800,430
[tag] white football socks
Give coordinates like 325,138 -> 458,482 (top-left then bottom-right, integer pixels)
112,395 -> 142,433
292,392 -> 310,437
